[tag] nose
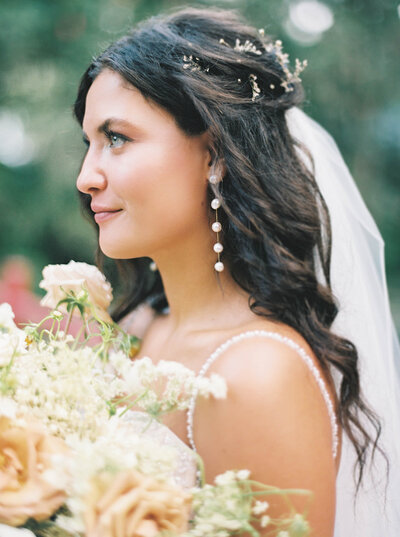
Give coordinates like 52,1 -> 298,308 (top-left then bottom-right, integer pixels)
76,150 -> 107,195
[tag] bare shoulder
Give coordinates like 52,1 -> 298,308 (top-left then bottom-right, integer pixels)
201,323 -> 335,440
193,320 -> 337,536
208,319 -> 332,393
119,303 -> 156,338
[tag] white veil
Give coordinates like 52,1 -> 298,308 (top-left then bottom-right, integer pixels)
286,107 -> 400,536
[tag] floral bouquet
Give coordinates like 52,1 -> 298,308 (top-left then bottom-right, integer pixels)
0,261 -> 312,537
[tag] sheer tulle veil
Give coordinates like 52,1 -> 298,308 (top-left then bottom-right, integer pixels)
286,107 -> 400,535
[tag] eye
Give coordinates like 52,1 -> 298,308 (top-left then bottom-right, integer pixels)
105,129 -> 129,149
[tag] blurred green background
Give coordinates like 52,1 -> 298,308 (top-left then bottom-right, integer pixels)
0,0 -> 399,330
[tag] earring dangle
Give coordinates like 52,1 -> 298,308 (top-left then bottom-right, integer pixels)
209,174 -> 224,272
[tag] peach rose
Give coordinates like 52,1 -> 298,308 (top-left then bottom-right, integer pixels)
0,416 -> 69,526
39,261 -> 113,323
85,469 -> 192,537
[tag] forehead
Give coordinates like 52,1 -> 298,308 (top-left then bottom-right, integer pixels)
82,69 -> 175,131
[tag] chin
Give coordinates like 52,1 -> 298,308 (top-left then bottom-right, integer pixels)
99,238 -> 147,260
99,242 -> 131,260
101,248 -> 138,260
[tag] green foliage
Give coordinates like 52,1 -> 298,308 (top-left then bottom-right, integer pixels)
1,0 -> 399,329
21,505 -> 74,536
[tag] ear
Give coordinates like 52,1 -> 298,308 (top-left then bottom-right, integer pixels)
209,157 -> 226,177
205,141 -> 226,181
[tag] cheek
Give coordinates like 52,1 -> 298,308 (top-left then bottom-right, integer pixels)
119,146 -> 209,226
144,174 -> 209,240
102,146 -> 210,257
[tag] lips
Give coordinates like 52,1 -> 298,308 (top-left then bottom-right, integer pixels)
91,204 -> 122,224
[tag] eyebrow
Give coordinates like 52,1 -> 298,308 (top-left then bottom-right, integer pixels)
82,117 -> 140,139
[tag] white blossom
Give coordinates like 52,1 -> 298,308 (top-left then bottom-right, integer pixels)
0,303 -> 26,366
214,470 -> 236,486
261,515 -> 271,527
4,341 -> 125,439
0,398 -> 18,419
0,303 -> 17,329
120,356 -> 227,418
236,469 -> 251,480
252,500 -> 269,515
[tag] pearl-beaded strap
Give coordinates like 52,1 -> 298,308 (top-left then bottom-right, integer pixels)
186,330 -> 339,459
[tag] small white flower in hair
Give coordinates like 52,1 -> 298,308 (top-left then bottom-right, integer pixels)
233,38 -> 262,55
183,55 -> 201,71
265,40 -> 308,93
249,74 -> 261,101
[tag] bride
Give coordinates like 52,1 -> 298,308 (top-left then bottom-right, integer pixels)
74,7 -> 400,536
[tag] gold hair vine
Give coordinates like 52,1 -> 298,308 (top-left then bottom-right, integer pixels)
181,33 -> 308,99
220,32 -> 308,95
219,38 -> 262,56
264,39 -> 308,92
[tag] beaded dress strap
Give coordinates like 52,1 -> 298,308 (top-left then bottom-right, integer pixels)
186,330 -> 339,459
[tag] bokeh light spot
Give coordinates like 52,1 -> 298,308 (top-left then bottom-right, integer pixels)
0,110 -> 35,167
286,1 -> 334,45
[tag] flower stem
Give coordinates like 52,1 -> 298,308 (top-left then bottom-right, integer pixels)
72,324 -> 86,350
64,308 -> 74,335
117,389 -> 151,417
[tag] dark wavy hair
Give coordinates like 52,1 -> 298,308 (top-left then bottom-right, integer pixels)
74,6 -> 384,489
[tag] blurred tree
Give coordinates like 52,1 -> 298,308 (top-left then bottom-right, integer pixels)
0,0 -> 399,329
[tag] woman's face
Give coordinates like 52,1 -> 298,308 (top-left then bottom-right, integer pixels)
77,69 -> 211,260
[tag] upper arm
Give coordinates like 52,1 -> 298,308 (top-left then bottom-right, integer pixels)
192,337 -> 336,537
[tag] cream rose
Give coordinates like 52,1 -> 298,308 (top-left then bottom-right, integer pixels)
0,304 -> 17,330
84,469 -> 192,537
0,303 -> 26,366
0,416 -> 69,526
39,261 -> 113,323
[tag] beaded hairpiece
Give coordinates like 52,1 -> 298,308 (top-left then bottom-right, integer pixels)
182,31 -> 307,100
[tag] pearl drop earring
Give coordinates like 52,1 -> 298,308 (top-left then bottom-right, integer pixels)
209,174 -> 224,272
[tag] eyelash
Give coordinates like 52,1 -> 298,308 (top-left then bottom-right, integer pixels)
104,129 -> 129,148
82,130 -> 130,150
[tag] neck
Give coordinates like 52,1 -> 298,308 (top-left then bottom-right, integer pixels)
152,237 -> 249,334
